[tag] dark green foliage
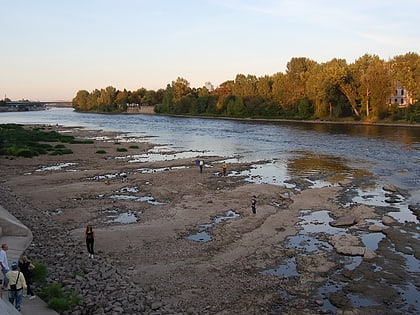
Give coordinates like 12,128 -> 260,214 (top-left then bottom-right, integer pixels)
116,147 -> 127,152
129,145 -> 139,149
49,148 -> 73,155
41,283 -> 81,312
96,150 -> 106,154
32,261 -> 48,284
0,124 -> 76,157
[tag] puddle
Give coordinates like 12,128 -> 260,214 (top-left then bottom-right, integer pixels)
186,210 -> 240,242
347,186 -> 418,224
360,232 -> 385,250
35,162 -> 77,172
186,231 -> 212,242
136,166 -> 189,174
109,194 -> 165,205
89,172 -> 128,181
105,210 -> 138,224
266,206 -> 419,313
119,186 -> 139,193
46,208 -> 63,216
125,149 -> 212,163
260,257 -> 298,277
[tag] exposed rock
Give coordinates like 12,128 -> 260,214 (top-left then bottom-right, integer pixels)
329,216 -> 356,227
382,215 -> 396,225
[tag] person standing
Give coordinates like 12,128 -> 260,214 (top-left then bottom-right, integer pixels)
199,160 -> 204,174
18,255 -> 36,299
0,243 -> 9,289
6,261 -> 27,312
222,162 -> 227,176
85,225 -> 95,259
251,195 -> 257,214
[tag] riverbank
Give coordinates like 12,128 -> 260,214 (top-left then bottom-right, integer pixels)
0,125 -> 418,314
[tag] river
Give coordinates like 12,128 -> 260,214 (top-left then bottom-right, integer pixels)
1,108 -> 419,313
1,108 -> 419,193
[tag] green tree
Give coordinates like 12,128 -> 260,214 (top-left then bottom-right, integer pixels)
172,77 -> 191,103
354,54 -> 392,119
390,52 -> 420,102
285,57 -> 317,106
232,74 -> 258,97
72,90 -> 90,111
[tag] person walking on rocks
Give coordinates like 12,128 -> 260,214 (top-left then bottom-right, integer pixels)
18,255 -> 36,299
251,195 -> 257,214
0,243 -> 9,290
222,162 -> 227,176
85,225 -> 95,259
6,261 -> 27,312
199,160 -> 204,174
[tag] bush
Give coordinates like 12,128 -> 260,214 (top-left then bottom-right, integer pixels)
96,150 -> 106,154
116,147 -> 127,152
40,283 -> 62,299
48,297 -> 69,312
50,148 -> 73,155
41,283 -> 81,312
129,145 -> 139,149
32,261 -> 47,284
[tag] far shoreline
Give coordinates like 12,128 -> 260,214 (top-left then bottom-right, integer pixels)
70,106 -> 420,129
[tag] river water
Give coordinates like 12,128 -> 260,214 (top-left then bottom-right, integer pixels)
1,108 -> 419,193
1,108 -> 419,312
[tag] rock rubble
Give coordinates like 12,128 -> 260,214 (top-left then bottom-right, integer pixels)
0,186 -> 181,315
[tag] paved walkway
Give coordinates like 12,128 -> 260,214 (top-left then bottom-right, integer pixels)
0,205 -> 58,315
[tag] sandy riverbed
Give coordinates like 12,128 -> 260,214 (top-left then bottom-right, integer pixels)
0,125 -> 417,315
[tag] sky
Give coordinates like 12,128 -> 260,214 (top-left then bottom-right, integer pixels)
1,0 -> 419,101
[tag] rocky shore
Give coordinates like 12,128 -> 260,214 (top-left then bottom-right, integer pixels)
0,125 -> 418,315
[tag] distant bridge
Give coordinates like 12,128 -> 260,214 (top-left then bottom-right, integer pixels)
0,101 -> 72,112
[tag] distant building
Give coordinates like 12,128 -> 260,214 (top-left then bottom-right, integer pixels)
389,82 -> 414,107
204,81 -> 214,92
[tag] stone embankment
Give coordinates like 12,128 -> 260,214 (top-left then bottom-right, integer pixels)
0,185 -> 180,315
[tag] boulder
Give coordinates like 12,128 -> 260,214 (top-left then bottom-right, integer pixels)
330,216 -> 356,227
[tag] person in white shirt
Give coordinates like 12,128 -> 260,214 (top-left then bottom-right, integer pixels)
0,243 -> 9,289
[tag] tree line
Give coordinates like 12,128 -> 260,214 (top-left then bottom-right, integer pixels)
72,52 -> 420,122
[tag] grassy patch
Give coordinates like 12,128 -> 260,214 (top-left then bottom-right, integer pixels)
0,124 -> 78,158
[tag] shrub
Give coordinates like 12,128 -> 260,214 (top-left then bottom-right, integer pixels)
129,145 -> 139,149
40,283 -> 62,300
41,283 -> 81,312
50,148 -> 73,155
96,150 -> 106,154
116,147 -> 127,152
32,261 -> 47,284
48,297 -> 69,312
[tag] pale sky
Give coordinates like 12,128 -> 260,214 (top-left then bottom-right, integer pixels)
1,0 -> 419,101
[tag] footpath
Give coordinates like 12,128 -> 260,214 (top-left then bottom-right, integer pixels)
0,205 -> 58,315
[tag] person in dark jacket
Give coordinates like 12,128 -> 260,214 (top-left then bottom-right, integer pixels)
85,225 -> 95,258
18,255 -> 35,299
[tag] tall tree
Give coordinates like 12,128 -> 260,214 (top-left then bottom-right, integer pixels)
353,54 -> 392,118
285,57 -> 317,105
390,52 -> 420,102
172,77 -> 191,103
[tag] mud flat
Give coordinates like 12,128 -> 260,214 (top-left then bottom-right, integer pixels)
0,125 -> 418,314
